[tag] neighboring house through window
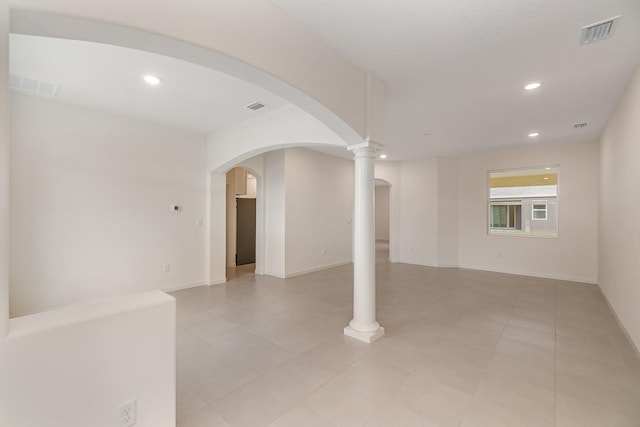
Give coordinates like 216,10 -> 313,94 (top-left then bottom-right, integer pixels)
488,166 -> 559,237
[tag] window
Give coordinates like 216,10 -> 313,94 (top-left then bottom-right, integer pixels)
488,167 -> 558,237
490,203 -> 521,229
532,203 -> 547,220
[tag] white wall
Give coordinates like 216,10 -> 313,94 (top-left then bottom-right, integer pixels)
0,291 -> 175,427
398,158 -> 440,266
599,66 -> 640,352
264,150 -> 286,278
437,157 -> 459,267
375,185 -> 390,240
284,148 -> 354,277
458,140 -> 599,283
1,2 -> 10,336
10,94 -> 208,316
2,10 -> 174,427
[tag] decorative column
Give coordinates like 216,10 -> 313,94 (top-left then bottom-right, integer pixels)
344,140 -> 385,343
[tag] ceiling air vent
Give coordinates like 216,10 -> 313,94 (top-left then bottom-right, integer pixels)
10,73 -> 61,97
580,16 -> 620,45
246,101 -> 266,111
573,123 -> 588,129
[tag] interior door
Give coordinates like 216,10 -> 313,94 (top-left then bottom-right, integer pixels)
236,198 -> 256,265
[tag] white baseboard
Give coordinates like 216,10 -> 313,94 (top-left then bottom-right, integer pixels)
162,281 -> 209,293
597,285 -> 640,355
209,278 -> 227,286
284,260 -> 352,278
456,264 -> 597,284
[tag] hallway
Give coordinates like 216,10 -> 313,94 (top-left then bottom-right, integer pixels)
171,263 -> 640,426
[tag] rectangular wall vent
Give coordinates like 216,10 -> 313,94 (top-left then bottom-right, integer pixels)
10,73 -> 61,97
580,16 -> 620,45
573,123 -> 588,129
246,102 -> 265,111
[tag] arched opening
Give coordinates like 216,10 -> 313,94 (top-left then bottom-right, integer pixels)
226,166 -> 259,280
375,178 -> 391,263
8,13 -> 353,313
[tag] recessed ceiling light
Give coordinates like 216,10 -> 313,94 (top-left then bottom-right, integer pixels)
544,177 -> 549,180
545,167 -> 551,170
379,154 -> 387,159
143,74 -> 162,86
528,132 -> 540,137
524,81 -> 542,91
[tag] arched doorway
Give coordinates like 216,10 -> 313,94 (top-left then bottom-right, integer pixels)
375,178 -> 391,263
226,167 -> 258,280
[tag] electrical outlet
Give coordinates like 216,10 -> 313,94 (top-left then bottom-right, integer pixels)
118,398 -> 137,426
164,264 -> 171,273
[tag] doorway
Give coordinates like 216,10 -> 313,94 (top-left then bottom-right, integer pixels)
375,180 -> 391,263
226,167 -> 257,279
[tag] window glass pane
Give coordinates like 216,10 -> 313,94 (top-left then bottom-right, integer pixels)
488,167 -> 558,237
533,210 -> 546,219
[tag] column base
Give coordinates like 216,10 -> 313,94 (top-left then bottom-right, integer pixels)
344,325 -> 385,343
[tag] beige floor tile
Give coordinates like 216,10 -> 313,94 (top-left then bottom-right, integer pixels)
423,338 -> 495,369
171,261 -> 640,426
502,324 -> 556,350
486,352 -> 555,389
619,349 -> 640,371
494,336 -> 555,366
268,404 -> 334,427
556,351 -> 634,391
496,335 -> 555,367
365,336 -> 430,373
211,376 -> 301,427
300,337 -> 370,373
395,373 -> 473,427
363,396 -> 438,427
460,396 -> 552,427
413,354 -> 483,395
338,357 -> 409,396
507,311 -> 555,333
230,340 -> 295,373
473,372 -> 554,424
555,325 -> 615,347
176,404 -> 231,427
455,312 -> 507,336
556,394 -> 638,427
177,381 -> 208,420
304,376 -> 385,427
446,325 -> 501,349
556,370 -> 640,420
261,355 -> 335,399
187,358 -> 260,404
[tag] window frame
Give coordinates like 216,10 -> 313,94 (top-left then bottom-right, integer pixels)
532,202 -> 548,220
487,165 -> 560,238
489,201 -> 522,230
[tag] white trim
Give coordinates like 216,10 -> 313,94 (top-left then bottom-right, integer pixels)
456,265 -> 597,285
532,203 -> 548,220
284,260 -> 352,278
598,285 -> 640,354
344,325 -> 385,343
162,281 -> 210,293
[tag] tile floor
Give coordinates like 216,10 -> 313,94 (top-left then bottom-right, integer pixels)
171,248 -> 640,426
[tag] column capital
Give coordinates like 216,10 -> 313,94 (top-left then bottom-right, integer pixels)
347,138 -> 383,153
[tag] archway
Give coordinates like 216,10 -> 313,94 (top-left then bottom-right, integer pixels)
375,178 -> 391,263
225,166 -> 262,281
